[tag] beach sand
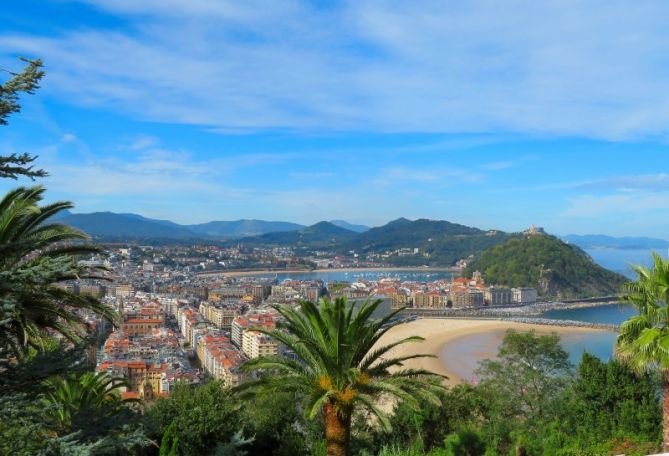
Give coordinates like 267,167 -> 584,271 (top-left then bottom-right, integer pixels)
376,319 -> 604,385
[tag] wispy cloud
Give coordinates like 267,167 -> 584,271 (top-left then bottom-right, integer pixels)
481,161 -> 514,170
574,173 -> 669,192
563,190 -> 669,217
373,166 -> 483,185
3,1 -> 669,138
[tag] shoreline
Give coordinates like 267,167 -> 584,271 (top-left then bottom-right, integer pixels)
197,266 -> 461,278
376,318 -> 607,386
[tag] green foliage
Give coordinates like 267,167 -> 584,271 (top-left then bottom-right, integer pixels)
0,57 -> 44,125
40,372 -> 139,440
373,384 -> 480,452
464,234 -> 626,298
366,330 -> 661,456
213,430 -> 254,456
147,380 -> 241,456
159,422 -> 179,456
617,252 -> 669,372
237,297 -> 445,455
0,58 -> 47,181
475,330 -> 573,454
0,186 -> 117,358
442,427 -> 485,456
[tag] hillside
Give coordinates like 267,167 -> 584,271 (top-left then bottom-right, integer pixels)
189,220 -> 304,238
56,212 -> 199,240
234,221 -> 358,248
329,220 -> 369,233
464,234 -> 627,298
54,211 -> 310,240
343,218 -> 515,266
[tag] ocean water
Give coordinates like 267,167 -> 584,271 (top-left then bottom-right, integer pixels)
541,303 -> 636,325
584,247 -> 660,278
254,269 -> 456,283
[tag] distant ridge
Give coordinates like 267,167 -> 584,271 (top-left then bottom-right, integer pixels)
233,221 -> 357,248
56,211 -> 376,240
329,220 -> 369,233
562,234 -> 669,250
56,212 -> 197,240
189,220 -> 304,238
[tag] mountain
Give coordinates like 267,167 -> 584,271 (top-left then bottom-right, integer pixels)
343,218 -> 515,266
54,211 -> 306,240
189,220 -> 304,238
57,212 -> 199,240
464,233 -> 628,298
328,220 -> 370,233
234,221 -> 357,248
562,234 -> 669,250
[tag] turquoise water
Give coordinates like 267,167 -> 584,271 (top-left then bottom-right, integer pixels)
541,303 -> 636,325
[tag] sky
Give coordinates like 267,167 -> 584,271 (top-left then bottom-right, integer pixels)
1,0 -> 669,237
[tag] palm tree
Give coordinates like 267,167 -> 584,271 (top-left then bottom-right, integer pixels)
616,252 -> 669,451
40,371 -> 137,434
237,297 -> 444,456
0,186 -> 117,358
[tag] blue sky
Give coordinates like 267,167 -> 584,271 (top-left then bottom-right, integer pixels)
2,0 -> 669,236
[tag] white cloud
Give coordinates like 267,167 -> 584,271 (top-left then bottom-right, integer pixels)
3,0 -> 669,138
562,190 -> 669,217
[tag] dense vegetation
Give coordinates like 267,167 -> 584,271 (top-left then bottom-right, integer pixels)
341,218 -> 516,267
616,253 -> 669,451
234,221 -> 358,249
464,234 -> 627,298
139,331 -> 661,456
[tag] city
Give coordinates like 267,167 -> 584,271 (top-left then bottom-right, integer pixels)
3,1 -> 669,455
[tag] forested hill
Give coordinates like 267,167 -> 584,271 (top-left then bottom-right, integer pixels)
341,218 -> 515,266
463,234 -> 628,298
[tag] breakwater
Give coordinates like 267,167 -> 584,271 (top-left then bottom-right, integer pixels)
396,314 -> 618,331
402,297 -> 623,319
504,317 -> 618,331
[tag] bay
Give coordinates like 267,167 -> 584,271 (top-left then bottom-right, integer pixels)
254,269 -> 457,283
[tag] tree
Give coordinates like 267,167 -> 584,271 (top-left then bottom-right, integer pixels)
616,252 -> 669,451
475,330 -> 572,454
1,58 -> 46,179
561,353 -> 661,451
0,186 -> 118,359
147,380 -> 241,456
40,372 -> 139,438
237,297 -> 444,456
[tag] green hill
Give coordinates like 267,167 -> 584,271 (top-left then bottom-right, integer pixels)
463,234 -> 627,298
343,218 -> 514,266
233,221 -> 357,249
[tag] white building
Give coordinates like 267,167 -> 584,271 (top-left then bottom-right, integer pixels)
512,287 -> 538,305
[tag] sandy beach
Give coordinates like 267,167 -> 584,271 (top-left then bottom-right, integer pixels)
198,266 -> 461,278
376,319 -> 605,385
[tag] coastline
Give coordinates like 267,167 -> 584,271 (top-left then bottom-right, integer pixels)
375,318 -> 606,386
197,266 -> 461,278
